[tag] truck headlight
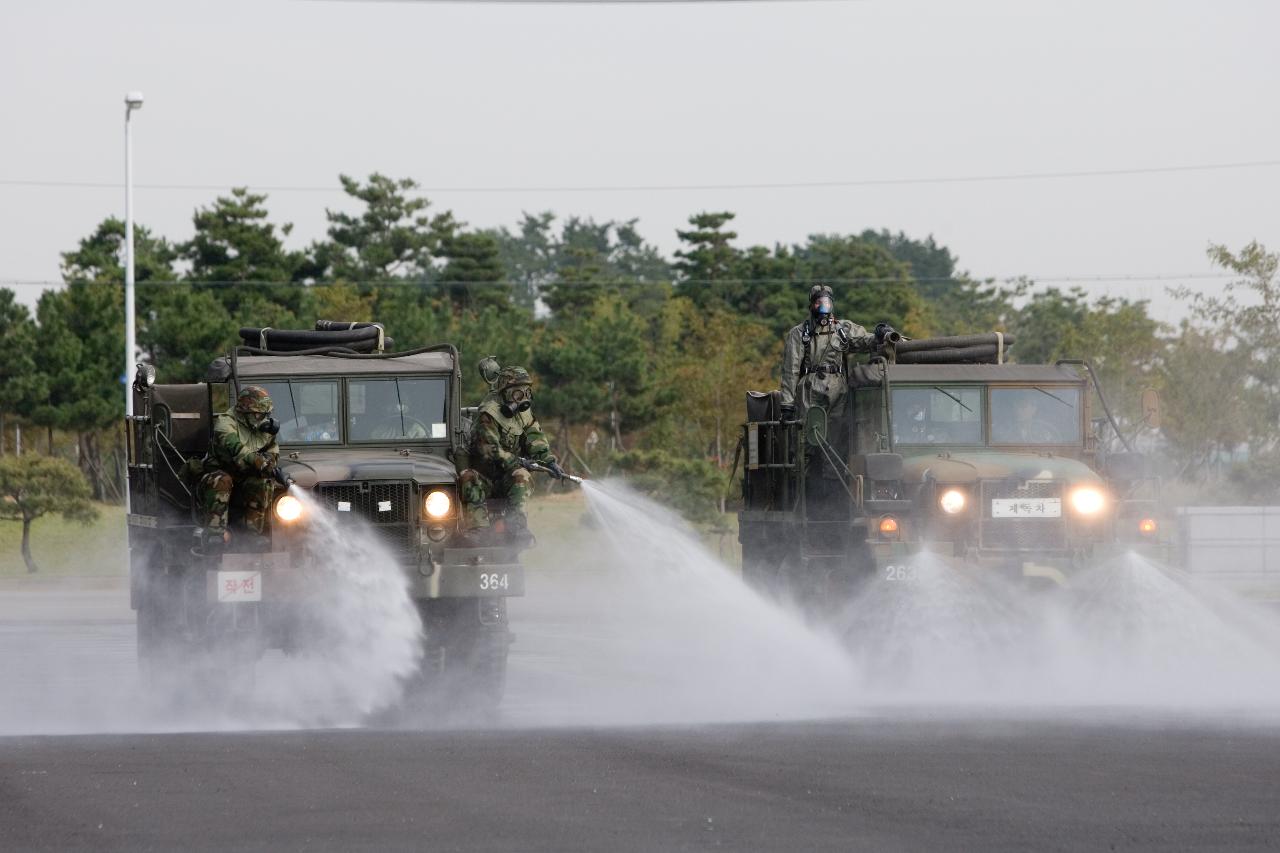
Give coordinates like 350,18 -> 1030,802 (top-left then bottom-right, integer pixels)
939,488 -> 966,514
1069,486 -> 1106,516
424,490 -> 452,519
275,494 -> 304,523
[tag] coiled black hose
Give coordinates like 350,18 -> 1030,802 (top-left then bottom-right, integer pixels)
896,345 -> 1004,364
238,325 -> 390,353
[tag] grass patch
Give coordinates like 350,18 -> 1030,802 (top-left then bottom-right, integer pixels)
0,503 -> 127,577
0,489 -> 740,579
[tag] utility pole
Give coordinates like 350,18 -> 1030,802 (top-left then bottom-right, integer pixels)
124,92 -> 144,417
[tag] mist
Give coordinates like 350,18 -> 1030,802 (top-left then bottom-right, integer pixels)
4,481 -> 1280,737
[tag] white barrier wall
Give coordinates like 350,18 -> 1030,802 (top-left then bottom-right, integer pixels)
1177,506 -> 1280,591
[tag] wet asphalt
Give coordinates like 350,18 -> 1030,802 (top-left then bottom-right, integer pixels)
3,718 -> 1280,851
3,582 -> 1280,851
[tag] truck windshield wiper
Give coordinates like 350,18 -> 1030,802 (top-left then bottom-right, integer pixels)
1034,386 -> 1073,408
932,386 -> 972,413
394,379 -> 406,437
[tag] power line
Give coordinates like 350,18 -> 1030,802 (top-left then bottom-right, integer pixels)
2,159 -> 1277,196
0,273 -> 1239,288
309,0 -> 856,4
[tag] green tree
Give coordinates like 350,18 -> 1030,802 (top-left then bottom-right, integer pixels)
184,188 -> 307,317
0,454 -> 98,573
1156,324 -> 1259,481
792,234 -> 932,335
488,211 -> 558,309
674,211 -> 742,309
447,304 -> 536,403
142,286 -> 238,383
649,299 -> 777,468
493,214 -> 672,320
861,229 -> 1009,334
1177,242 -> 1280,452
1008,285 -> 1164,437
58,215 -> 193,382
60,217 -> 178,287
533,295 -> 658,462
32,283 -> 125,499
319,173 -> 457,283
439,231 -> 509,311
0,290 -> 44,452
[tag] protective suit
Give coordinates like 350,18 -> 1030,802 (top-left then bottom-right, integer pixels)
459,366 -> 560,534
779,285 -> 874,421
195,385 -> 279,537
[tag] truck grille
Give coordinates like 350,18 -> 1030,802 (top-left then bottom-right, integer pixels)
979,480 -> 1067,551
312,481 -> 418,560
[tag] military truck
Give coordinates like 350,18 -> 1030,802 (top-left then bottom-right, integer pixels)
737,332 -> 1162,603
125,323 -> 523,708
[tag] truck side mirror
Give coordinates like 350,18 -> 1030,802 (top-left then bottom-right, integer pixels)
1141,388 -> 1161,430
133,363 -> 156,392
864,453 -> 903,482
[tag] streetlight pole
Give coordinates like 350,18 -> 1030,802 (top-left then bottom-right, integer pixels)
124,92 -> 143,418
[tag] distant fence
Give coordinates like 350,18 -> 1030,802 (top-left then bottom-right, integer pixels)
1177,506 -> 1280,595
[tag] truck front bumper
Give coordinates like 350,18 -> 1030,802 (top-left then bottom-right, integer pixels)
206,547 -> 525,603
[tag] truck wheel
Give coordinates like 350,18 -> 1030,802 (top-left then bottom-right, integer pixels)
136,565 -> 182,687
412,598 -> 511,716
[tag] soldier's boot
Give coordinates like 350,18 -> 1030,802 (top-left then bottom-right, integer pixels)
454,527 -> 493,548
191,527 -> 230,559
504,509 -> 535,548
455,500 -> 494,548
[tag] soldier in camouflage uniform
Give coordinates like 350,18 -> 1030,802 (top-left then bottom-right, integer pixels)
194,385 -> 280,543
459,366 -> 564,541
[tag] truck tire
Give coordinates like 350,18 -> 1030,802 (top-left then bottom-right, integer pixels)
413,598 -> 511,716
135,560 -> 183,686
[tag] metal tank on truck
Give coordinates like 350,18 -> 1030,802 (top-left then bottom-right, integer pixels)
736,327 -> 1164,605
125,321 -> 525,710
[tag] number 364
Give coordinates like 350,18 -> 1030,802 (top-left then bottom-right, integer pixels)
479,573 -> 510,591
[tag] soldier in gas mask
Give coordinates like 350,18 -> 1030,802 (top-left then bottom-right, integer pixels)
459,365 -> 565,543
193,385 -> 281,549
778,286 -> 877,507
780,284 -> 874,423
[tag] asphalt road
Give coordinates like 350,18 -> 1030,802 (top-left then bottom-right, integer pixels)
4,578 -> 1280,850
4,719 -> 1280,851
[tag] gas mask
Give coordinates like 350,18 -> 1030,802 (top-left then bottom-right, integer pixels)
811,294 -> 834,326
501,385 -> 533,417
243,409 -> 275,432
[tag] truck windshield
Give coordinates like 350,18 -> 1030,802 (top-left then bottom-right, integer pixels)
257,380 -> 341,444
990,386 -> 1081,444
892,386 -> 983,445
348,378 -> 449,442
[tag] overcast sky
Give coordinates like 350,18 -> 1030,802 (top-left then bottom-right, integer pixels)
2,0 -> 1276,323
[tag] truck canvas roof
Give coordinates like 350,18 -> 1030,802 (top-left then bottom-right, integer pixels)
230,351 -> 455,379
850,363 -> 1082,387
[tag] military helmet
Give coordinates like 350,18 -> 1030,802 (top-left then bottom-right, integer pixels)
494,366 -> 533,394
235,385 -> 274,416
808,284 -> 833,303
